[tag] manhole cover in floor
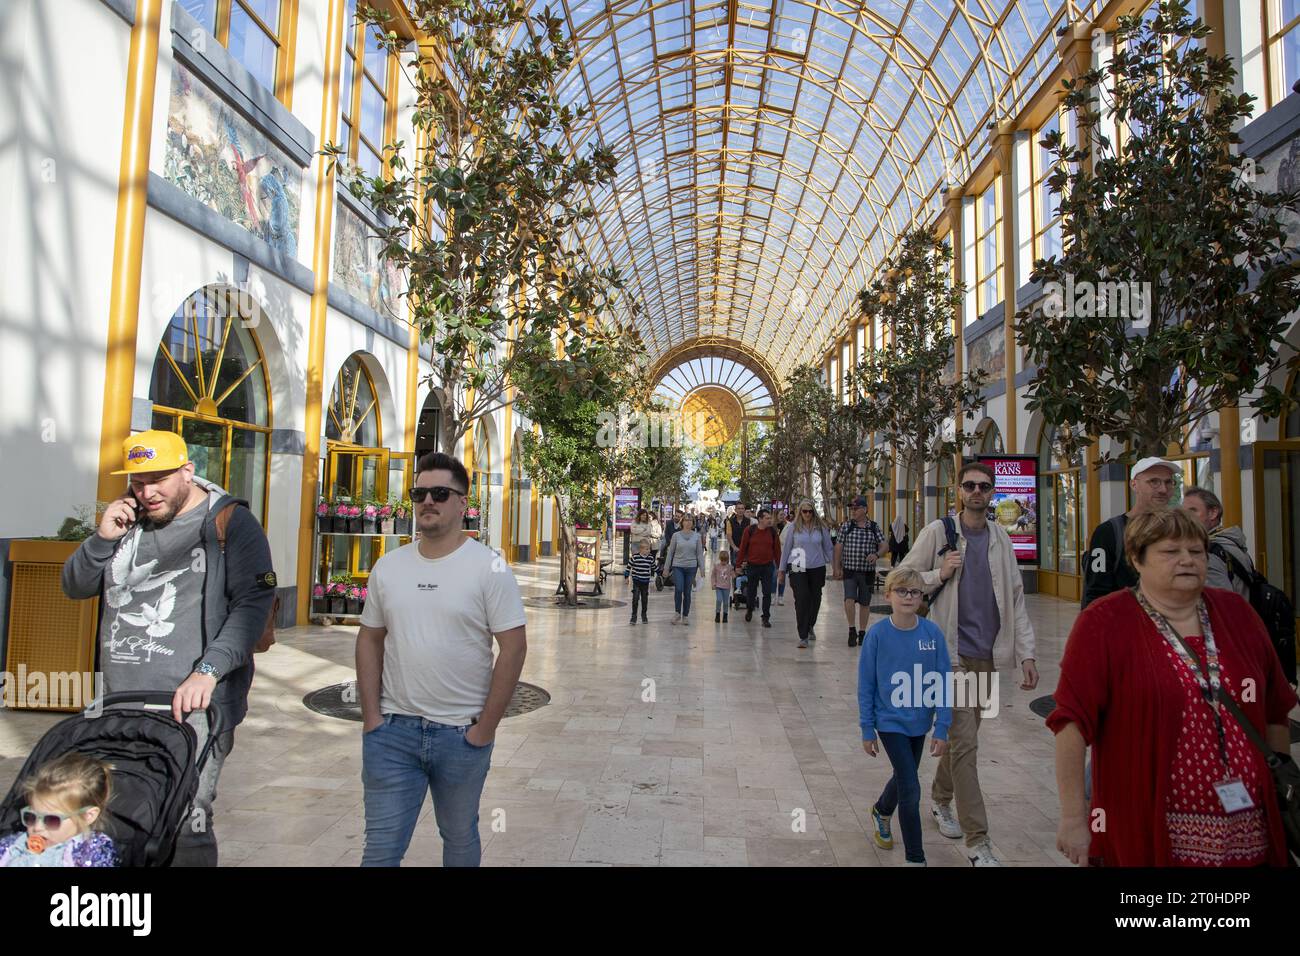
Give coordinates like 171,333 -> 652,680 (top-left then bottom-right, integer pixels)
1028,695 -> 1056,719
303,681 -> 551,721
523,596 -> 627,610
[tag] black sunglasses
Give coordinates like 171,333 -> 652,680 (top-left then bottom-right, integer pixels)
409,485 -> 466,503
961,481 -> 994,493
800,509 -> 813,514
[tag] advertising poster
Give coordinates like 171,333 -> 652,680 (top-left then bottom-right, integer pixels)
576,528 -> 601,586
615,487 -> 640,531
978,455 -> 1038,564
661,503 -> 675,523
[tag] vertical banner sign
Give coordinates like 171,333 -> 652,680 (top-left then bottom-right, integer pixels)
661,503 -> 675,523
615,488 -> 640,531
575,528 -> 601,586
978,455 -> 1039,564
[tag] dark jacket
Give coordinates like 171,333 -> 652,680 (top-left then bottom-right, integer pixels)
61,478 -> 275,729
1081,514 -> 1138,610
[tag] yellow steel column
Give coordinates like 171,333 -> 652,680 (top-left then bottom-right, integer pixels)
945,187 -> 964,480
996,120 -> 1018,453
295,0 -> 347,624
96,0 -> 164,505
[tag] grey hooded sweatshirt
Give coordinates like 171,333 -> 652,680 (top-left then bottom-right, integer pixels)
61,477 -> 275,729
1206,525 -> 1253,600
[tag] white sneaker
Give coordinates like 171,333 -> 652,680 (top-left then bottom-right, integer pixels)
931,803 -> 962,839
967,841 -> 1002,867
777,598 -> 785,605
670,614 -> 680,625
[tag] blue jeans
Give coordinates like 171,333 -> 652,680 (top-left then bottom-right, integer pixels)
875,731 -> 927,863
775,564 -> 786,598
361,714 -> 494,867
715,587 -> 729,612
672,566 -> 696,616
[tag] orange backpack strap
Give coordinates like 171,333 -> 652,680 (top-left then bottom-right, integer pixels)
214,502 -> 238,553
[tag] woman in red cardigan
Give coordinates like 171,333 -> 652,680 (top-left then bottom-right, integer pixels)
1049,508 -> 1296,867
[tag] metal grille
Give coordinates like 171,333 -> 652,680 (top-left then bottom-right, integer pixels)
303,681 -> 551,722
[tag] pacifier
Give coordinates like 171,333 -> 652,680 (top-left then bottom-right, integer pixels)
26,833 -> 48,854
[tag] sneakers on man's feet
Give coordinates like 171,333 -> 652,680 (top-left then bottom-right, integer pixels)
715,612 -> 721,622
630,617 -> 637,625
807,629 -> 815,641
777,597 -> 785,605
722,613 -> 728,622
745,609 -> 753,622
857,629 -> 866,645
931,803 -> 962,839
798,639 -> 808,648
671,614 -> 681,625
967,841 -> 1002,867
642,615 -> 648,623
870,807 -> 893,850
761,618 -> 771,628
847,627 -> 858,647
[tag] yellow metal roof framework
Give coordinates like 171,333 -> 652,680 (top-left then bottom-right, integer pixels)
517,0 -> 1092,378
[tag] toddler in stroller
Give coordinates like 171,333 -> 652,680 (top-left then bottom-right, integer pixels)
0,752 -> 118,867
731,566 -> 750,609
0,692 -> 220,867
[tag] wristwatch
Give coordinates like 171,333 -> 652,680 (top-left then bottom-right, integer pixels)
195,662 -> 221,680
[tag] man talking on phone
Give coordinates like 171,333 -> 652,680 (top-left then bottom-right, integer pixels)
61,430 -> 276,866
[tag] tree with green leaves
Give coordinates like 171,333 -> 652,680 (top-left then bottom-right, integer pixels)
334,0 -> 631,456
1019,0 -> 1300,462
855,227 -> 986,524
773,363 -> 871,515
513,324 -> 645,604
746,420 -> 799,507
688,433 -> 741,499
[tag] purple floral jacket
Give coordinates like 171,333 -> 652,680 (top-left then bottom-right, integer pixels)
0,830 -> 120,867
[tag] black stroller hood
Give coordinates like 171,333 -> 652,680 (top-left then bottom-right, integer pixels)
0,694 -> 217,867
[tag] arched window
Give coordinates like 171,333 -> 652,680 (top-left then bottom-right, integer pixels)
977,421 -> 1004,454
936,454 -> 957,519
326,353 -> 381,448
149,287 -> 271,524
415,390 -> 442,458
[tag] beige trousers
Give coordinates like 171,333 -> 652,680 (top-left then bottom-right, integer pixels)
931,655 -> 994,848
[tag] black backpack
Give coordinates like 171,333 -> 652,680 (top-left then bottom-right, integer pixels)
1210,542 -> 1297,686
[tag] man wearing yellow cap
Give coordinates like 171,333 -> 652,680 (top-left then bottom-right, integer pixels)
61,430 -> 276,866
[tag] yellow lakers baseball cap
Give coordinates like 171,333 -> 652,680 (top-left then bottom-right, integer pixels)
111,430 -> 190,475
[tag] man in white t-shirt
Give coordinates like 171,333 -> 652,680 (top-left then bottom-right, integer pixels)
356,452 -> 527,867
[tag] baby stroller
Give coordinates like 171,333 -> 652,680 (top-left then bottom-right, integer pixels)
0,692 -> 221,867
731,568 -> 750,610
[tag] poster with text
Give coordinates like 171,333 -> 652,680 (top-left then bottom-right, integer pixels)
978,455 -> 1038,563
576,528 -> 601,586
615,488 -> 640,531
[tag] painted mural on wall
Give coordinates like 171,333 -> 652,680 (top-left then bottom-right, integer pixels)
163,63 -> 302,257
1254,134 -> 1300,245
967,326 -> 1006,383
333,199 -> 402,317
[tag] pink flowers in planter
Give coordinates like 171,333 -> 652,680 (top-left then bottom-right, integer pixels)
316,500 -> 329,517
312,584 -> 325,598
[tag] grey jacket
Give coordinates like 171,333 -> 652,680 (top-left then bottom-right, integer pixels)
1207,525 -> 1253,600
664,529 -> 705,570
61,478 -> 275,729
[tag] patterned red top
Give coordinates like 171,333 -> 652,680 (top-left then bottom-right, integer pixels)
1160,632 -> 1270,866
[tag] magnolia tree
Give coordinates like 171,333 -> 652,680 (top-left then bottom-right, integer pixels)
855,227 -> 986,519
513,325 -> 646,604
1020,0 -> 1300,461
336,0 -> 630,456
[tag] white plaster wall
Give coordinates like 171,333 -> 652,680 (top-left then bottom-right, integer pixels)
0,0 -> 130,537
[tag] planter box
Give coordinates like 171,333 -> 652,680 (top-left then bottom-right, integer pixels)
312,597 -> 329,615
362,518 -> 377,535
346,599 -> 361,615
5,539 -> 99,712
395,515 -> 411,535
463,517 -> 480,530
317,515 -> 333,533
329,598 -> 346,615
347,517 -> 361,534
380,518 -> 395,535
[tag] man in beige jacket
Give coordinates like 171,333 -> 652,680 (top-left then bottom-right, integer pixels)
899,460 -> 1038,866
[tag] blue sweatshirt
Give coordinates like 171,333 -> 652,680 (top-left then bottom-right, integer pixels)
858,616 -> 953,741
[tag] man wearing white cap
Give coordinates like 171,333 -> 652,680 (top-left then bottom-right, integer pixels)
1080,456 -> 1177,609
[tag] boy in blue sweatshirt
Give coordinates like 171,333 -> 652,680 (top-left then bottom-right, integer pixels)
858,568 -> 952,865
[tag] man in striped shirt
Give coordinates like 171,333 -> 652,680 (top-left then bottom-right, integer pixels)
627,538 -> 656,624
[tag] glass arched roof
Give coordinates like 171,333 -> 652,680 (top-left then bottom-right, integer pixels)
522,0 -> 1091,377
654,355 -> 775,419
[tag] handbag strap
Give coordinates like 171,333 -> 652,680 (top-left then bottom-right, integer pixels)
1167,629 -> 1284,770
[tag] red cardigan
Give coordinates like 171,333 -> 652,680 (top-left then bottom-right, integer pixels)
1047,587 -> 1298,867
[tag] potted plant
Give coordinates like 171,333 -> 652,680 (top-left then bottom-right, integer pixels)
394,498 -> 412,535
362,499 -> 379,535
328,574 -> 350,615
358,585 -> 368,615
379,498 -> 396,535
345,502 -> 362,535
316,498 -> 332,533
311,583 -> 327,614
332,500 -> 350,533
345,583 -> 363,615
464,492 -> 481,531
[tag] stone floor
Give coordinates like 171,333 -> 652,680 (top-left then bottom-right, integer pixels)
2,552 -> 1295,867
